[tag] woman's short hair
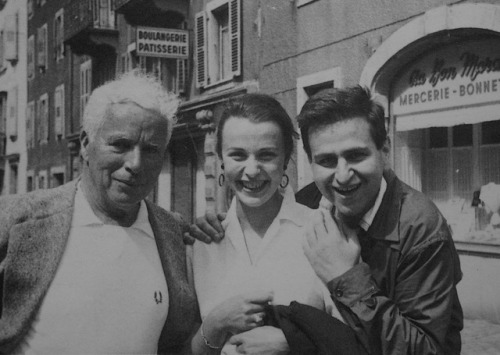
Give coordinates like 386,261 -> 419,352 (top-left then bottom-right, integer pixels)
297,86 -> 386,159
82,70 -> 179,143
216,93 -> 299,165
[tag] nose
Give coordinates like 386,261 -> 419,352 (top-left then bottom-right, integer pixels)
335,159 -> 352,184
124,146 -> 142,174
243,157 -> 260,177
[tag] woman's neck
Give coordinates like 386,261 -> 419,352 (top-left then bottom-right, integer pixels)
236,191 -> 283,238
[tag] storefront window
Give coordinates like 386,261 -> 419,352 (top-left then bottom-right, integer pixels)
391,38 -> 500,247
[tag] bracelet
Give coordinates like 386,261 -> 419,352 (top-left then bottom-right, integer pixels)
200,322 -> 223,350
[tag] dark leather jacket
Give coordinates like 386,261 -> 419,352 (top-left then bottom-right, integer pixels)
296,170 -> 463,355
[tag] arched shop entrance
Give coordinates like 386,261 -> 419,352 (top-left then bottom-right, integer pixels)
361,3 -> 500,247
360,2 -> 500,325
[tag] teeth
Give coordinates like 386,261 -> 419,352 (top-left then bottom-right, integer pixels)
336,185 -> 358,193
242,181 -> 265,189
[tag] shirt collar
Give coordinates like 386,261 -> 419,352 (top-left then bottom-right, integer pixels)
359,177 -> 387,231
223,186 -> 307,230
318,177 -> 387,231
72,183 -> 154,238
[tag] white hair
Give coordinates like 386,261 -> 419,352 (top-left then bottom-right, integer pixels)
82,70 -> 179,143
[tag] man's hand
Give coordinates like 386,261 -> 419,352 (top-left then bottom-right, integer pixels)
303,209 -> 361,284
185,211 -> 226,244
228,326 -> 289,355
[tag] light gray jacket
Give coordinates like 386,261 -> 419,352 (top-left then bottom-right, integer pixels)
0,180 -> 198,354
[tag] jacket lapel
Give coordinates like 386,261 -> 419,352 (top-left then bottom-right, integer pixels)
146,202 -> 198,353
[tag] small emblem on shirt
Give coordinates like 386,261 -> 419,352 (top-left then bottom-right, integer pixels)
154,291 -> 163,304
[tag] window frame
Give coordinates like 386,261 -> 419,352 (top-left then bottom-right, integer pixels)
79,59 -> 92,122
195,0 -> 241,88
28,35 -> 35,80
7,86 -> 18,139
54,84 -> 65,139
54,9 -> 64,62
38,93 -> 49,144
26,100 -> 35,148
37,23 -> 48,73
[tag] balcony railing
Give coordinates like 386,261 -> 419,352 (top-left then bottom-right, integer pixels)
113,0 -> 187,27
65,0 -> 118,56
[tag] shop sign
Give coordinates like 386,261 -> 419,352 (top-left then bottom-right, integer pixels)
136,27 -> 189,59
392,40 -> 500,116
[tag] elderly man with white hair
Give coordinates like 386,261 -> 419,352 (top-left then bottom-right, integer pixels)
0,71 -> 197,354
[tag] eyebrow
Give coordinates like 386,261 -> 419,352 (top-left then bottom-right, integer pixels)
312,147 -> 370,159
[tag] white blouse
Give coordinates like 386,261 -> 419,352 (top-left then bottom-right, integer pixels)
189,188 -> 342,354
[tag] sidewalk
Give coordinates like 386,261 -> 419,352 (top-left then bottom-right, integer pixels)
462,319 -> 500,355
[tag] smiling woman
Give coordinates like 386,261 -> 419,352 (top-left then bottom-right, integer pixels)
188,94 -> 363,355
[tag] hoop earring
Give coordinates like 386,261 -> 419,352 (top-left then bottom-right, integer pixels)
280,174 -> 289,189
218,173 -> 225,186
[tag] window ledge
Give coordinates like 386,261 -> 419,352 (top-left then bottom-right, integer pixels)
203,78 -> 235,94
456,241 -> 500,257
203,77 -> 235,91
297,0 -> 319,8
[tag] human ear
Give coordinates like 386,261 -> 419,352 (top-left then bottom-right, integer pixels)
80,130 -> 90,163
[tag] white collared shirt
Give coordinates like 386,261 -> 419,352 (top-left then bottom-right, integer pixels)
319,177 -> 387,231
14,185 -> 169,355
189,188 -> 342,354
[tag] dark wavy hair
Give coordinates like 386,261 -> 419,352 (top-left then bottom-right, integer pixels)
297,86 -> 386,159
216,93 -> 299,165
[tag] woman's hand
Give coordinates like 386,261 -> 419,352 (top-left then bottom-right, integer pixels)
205,290 -> 273,336
228,326 -> 289,355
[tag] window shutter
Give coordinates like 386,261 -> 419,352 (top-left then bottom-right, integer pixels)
176,58 -> 188,94
229,0 -> 241,77
26,102 -> 34,148
5,13 -> 18,62
195,11 -> 207,88
7,86 -> 18,138
54,11 -> 64,61
28,0 -> 33,18
28,36 -> 35,79
55,86 -> 64,137
37,100 -> 42,142
43,97 -> 49,141
37,26 -> 47,71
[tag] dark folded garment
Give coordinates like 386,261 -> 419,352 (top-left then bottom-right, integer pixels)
265,301 -> 369,355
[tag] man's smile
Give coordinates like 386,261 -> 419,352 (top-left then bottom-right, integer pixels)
333,183 -> 361,196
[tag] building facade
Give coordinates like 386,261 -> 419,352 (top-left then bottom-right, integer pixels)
282,0 -> 500,328
0,0 -> 27,195
27,0 -> 74,191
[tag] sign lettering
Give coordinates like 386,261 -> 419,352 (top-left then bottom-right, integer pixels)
136,27 -> 189,59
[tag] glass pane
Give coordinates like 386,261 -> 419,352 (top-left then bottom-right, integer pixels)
480,146 -> 500,185
452,124 -> 472,147
482,120 -> 500,145
425,149 -> 449,203
429,127 -> 447,148
452,148 -> 473,200
475,145 -> 500,245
